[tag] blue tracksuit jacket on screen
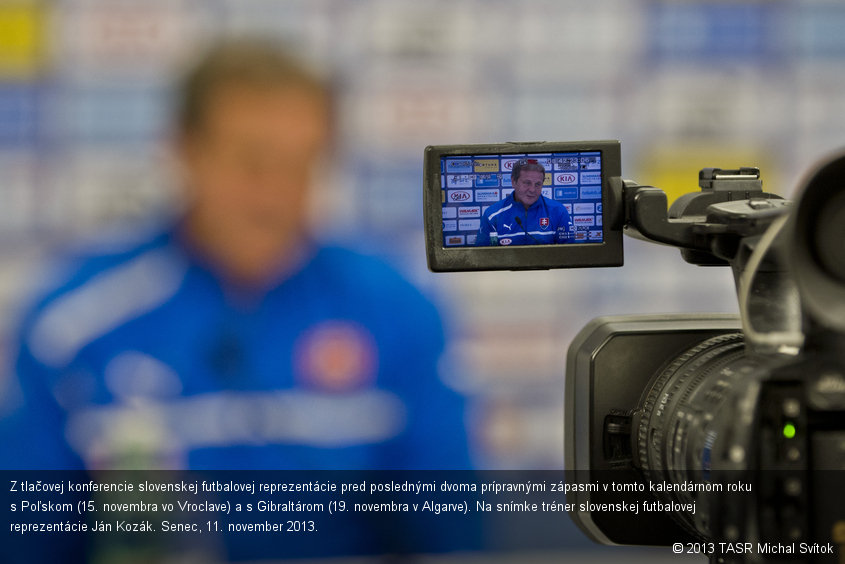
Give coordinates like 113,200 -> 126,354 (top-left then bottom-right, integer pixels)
476,193 -> 574,246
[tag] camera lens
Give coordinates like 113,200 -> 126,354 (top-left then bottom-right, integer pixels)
813,189 -> 845,284
636,333 -> 745,473
635,332 -> 753,535
789,152 -> 845,332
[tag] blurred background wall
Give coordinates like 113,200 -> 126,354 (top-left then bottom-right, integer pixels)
1,0 -> 844,471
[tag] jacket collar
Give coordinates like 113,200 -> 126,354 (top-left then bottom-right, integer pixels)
509,192 -> 545,212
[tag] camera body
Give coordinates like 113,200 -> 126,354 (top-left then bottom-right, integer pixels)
566,315 -> 845,554
565,313 -> 742,546
422,142 -> 845,561
562,159 -> 845,561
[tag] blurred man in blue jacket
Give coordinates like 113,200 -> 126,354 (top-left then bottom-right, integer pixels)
1,40 -> 470,472
0,39 -> 476,562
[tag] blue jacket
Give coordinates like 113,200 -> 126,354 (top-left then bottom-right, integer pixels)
1,227 -> 470,472
0,227 -> 477,561
476,193 -> 574,246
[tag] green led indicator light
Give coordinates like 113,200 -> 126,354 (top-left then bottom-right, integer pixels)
783,423 -> 797,439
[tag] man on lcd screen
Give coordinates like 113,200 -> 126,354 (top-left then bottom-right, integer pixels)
475,159 -> 574,246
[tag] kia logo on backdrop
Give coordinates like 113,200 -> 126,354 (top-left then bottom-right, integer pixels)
555,172 -> 578,185
447,190 -> 472,203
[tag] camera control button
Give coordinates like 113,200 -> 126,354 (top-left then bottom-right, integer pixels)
748,198 -> 775,210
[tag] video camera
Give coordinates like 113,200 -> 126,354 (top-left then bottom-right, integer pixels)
423,141 -> 845,562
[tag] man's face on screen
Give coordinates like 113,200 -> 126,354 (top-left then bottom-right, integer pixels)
512,170 -> 545,208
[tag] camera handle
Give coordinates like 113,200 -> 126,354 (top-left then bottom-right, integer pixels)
617,167 -> 785,264
614,168 -> 801,355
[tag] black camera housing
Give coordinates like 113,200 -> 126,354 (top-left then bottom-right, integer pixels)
562,156 -> 845,561
565,314 -> 742,546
